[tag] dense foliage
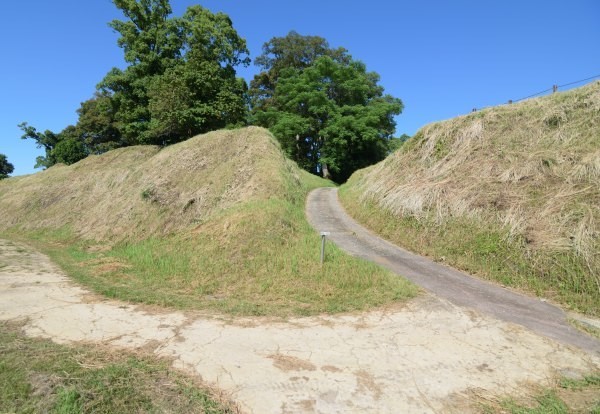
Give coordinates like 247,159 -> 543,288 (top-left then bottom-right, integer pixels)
251,32 -> 402,182
249,31 -> 350,115
19,3 -> 403,179
100,0 -> 250,146
253,48 -> 402,181
21,0 -> 249,168
0,154 -> 14,179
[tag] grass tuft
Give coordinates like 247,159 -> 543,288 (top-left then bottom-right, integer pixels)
479,373 -> 600,414
501,391 -> 569,414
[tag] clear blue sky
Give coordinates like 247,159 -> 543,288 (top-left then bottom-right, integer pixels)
1,1 -> 599,176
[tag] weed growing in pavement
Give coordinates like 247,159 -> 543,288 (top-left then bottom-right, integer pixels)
479,373 -> 600,414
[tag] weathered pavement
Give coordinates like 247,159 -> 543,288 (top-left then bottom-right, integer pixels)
306,187 -> 600,357
1,237 -> 598,413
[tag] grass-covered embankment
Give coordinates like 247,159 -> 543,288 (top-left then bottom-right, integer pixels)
0,127 -> 417,317
340,82 -> 600,316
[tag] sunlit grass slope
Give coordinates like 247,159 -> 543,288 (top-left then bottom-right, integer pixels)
340,82 -> 600,316
0,127 -> 416,316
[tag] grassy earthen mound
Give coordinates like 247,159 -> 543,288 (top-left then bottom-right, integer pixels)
0,127 -> 417,316
341,82 -> 600,315
0,127 -> 299,240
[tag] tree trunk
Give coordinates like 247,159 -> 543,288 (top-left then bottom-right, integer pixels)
322,162 -> 330,179
319,135 -> 330,179
296,134 -> 301,161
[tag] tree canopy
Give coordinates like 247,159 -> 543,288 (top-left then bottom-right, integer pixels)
99,1 -> 250,146
249,31 -> 350,115
253,55 -> 403,182
0,154 -> 15,179
18,123 -> 87,168
21,0 -> 250,168
18,4 -> 405,178
387,133 -> 411,154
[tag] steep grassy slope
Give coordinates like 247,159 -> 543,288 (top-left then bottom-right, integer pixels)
0,127 -> 298,240
0,127 -> 416,316
340,82 -> 600,315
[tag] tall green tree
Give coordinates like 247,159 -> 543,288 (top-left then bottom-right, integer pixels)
18,123 -> 87,168
144,5 -> 250,143
99,0 -> 250,145
255,56 -> 403,182
0,154 -> 14,179
97,0 -> 183,144
21,0 -> 251,168
249,31 -> 350,115
76,93 -> 122,153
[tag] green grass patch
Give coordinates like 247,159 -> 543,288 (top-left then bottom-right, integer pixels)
7,201 -> 416,316
499,391 -> 570,414
480,373 -> 600,414
339,185 -> 599,316
0,322 -> 235,413
2,171 -> 417,317
560,374 -> 600,390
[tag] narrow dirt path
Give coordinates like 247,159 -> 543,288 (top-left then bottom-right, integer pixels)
306,187 -> 600,357
1,238 -> 598,413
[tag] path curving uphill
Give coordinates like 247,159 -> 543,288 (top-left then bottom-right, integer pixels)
306,187 -> 600,357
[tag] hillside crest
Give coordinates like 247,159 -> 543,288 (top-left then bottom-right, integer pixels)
0,127 -> 298,240
343,82 -> 600,310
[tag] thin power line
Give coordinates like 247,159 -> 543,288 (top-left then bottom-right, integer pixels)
513,87 -> 554,103
557,74 -> 600,89
512,74 -> 600,103
471,74 -> 600,112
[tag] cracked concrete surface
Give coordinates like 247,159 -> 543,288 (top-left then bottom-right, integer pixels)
0,238 -> 598,413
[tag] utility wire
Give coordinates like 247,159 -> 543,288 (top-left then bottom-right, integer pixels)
471,74 -> 600,112
513,87 -> 554,103
556,74 -> 600,89
512,73 -> 600,103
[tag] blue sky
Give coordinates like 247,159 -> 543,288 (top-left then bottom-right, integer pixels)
1,0 -> 599,176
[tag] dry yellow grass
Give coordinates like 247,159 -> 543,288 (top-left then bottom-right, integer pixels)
0,127 -> 295,241
0,126 -> 417,316
342,81 -> 600,314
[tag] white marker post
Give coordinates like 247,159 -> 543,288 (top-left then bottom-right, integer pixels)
320,232 -> 330,265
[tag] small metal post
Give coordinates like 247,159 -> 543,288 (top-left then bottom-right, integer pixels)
320,232 -> 330,264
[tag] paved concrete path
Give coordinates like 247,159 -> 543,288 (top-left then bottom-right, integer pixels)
2,232 -> 599,412
306,187 -> 600,357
